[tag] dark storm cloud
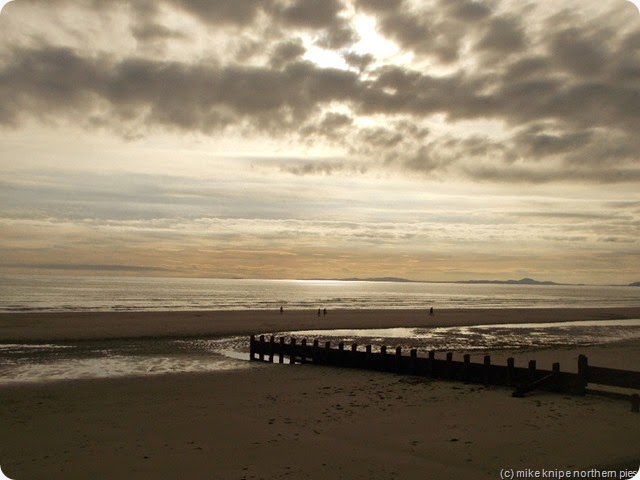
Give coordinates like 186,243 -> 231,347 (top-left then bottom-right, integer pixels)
166,0 -> 357,47
128,0 -> 180,45
315,24 -> 359,49
0,45 -> 361,132
270,39 -> 306,68
444,0 -> 492,22
360,65 -> 494,120
373,9 -> 466,63
356,0 -> 523,63
548,27 -> 609,77
298,111 -> 353,142
475,15 -> 526,54
355,0 -> 403,12
343,52 -> 375,72
276,0 -> 344,29
169,0 -> 266,26
513,126 -> 593,157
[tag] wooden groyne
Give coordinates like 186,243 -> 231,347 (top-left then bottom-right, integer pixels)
249,335 -> 640,412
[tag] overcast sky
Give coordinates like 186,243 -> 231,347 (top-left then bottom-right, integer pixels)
0,0 -> 639,284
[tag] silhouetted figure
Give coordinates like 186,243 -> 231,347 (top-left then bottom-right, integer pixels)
280,306 -> 283,315
429,307 -> 434,316
318,308 -> 321,317
323,308 -> 327,316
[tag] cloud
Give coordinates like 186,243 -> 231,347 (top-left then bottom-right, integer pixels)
342,51 -> 375,71
0,0 -> 639,185
169,0 -> 266,26
3,263 -> 170,272
276,0 -> 344,29
278,158 -> 367,176
0,44 -> 363,134
475,15 -> 526,54
270,38 -> 306,68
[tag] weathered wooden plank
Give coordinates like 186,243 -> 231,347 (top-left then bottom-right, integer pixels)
588,366 -> 640,389
513,371 -> 559,397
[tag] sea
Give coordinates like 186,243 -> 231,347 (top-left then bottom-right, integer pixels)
1,274 -> 639,385
1,273 -> 640,312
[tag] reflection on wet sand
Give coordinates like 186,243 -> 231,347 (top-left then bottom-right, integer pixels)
2,319 -> 639,384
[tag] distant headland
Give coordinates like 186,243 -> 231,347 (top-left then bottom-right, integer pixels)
453,277 -> 562,286
334,277 -> 563,285
321,277 -> 640,287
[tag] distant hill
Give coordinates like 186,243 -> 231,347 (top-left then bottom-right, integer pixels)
453,277 -> 561,286
332,277 -> 562,285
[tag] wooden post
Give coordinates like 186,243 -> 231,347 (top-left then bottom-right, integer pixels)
446,352 -> 453,379
279,337 -> 285,364
528,360 -> 536,380
463,354 -> 471,382
325,341 -> 331,365
507,357 -> 515,386
410,349 -> 418,375
338,342 -> 345,367
395,346 -> 402,373
269,336 -> 275,363
366,345 -> 372,368
313,339 -> 319,363
631,394 -> 639,413
578,355 -> 588,394
351,343 -> 358,368
300,339 -> 307,364
428,351 -> 435,377
552,362 -> 560,392
380,346 -> 387,371
290,338 -> 296,365
259,335 -> 265,362
483,355 -> 491,385
250,335 -> 255,361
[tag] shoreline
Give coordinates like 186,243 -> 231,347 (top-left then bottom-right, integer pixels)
1,306 -> 640,342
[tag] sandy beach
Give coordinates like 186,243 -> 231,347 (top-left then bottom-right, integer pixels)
2,306 -> 640,341
1,308 -> 639,479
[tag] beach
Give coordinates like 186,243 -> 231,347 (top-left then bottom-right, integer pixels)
1,308 -> 639,479
2,306 -> 640,341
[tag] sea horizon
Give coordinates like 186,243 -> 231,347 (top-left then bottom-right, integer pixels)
2,273 -> 639,313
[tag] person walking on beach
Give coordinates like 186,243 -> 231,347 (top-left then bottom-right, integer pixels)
323,308 -> 327,316
318,308 -> 321,317
429,307 -> 434,316
280,306 -> 283,315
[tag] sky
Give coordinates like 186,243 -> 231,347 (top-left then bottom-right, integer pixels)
0,0 -> 639,284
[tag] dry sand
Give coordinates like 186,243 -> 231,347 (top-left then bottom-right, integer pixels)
1,308 -> 639,479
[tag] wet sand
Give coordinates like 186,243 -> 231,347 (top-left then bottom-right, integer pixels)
1,308 -> 639,479
1,306 -> 640,341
